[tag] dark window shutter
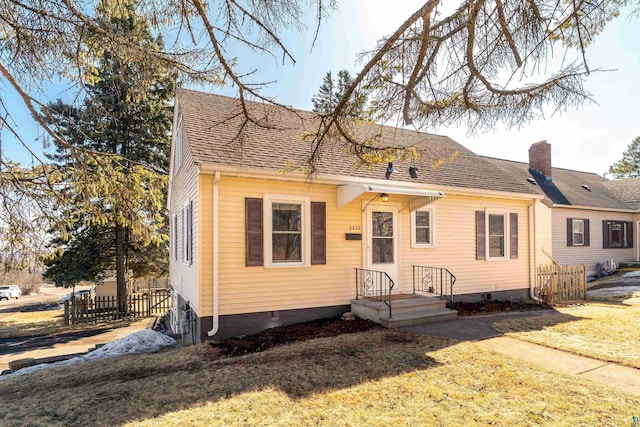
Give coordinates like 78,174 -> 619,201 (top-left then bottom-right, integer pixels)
245,198 -> 263,266
311,202 -> 326,265
603,221 -> 611,249
567,218 -> 574,246
584,219 -> 590,247
510,213 -> 518,259
476,211 -> 485,260
628,221 -> 634,248
188,200 -> 193,265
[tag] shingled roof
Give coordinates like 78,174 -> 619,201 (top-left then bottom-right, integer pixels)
485,157 -> 633,210
177,89 -> 538,195
604,178 -> 640,210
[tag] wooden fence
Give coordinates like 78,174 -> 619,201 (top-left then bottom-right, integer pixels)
535,264 -> 586,304
64,290 -> 171,325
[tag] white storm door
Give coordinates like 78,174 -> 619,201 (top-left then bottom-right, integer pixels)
367,205 -> 400,290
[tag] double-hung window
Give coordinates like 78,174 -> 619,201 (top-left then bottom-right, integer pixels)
572,220 -> 585,245
272,203 -> 302,263
487,212 -> 506,259
476,210 -> 518,260
264,195 -> 310,267
411,208 -> 435,248
567,218 -> 590,246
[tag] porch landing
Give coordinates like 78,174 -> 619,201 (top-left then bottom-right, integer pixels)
350,294 -> 457,328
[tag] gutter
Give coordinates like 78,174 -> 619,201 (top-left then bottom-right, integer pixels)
552,204 -> 637,214
207,171 -> 221,337
197,164 -> 544,202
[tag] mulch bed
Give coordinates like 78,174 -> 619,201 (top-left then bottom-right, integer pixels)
211,300 -> 549,357
448,300 -> 550,316
212,316 -> 381,357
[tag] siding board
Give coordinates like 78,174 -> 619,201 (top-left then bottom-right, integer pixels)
209,178 -> 534,316
168,134 -> 200,312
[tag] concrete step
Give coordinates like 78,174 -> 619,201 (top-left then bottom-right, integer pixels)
351,295 -> 447,316
379,308 -> 458,328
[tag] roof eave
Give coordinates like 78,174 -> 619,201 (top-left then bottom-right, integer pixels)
197,163 -> 544,201
551,203 -> 637,213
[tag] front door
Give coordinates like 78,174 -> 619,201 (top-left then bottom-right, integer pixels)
366,205 -> 400,290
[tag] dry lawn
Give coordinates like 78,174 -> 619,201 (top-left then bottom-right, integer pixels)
0,308 -> 138,339
494,293 -> 640,368
0,329 -> 638,426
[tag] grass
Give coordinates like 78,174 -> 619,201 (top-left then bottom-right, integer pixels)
0,307 -> 139,339
493,293 -> 640,368
0,329 -> 638,426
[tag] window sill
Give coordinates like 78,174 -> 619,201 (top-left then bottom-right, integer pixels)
412,243 -> 437,249
265,262 -> 309,268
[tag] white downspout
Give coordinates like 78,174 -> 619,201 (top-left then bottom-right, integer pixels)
528,202 -> 543,303
207,171 -> 221,337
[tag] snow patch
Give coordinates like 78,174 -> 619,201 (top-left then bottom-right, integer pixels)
1,329 -> 175,379
588,286 -> 640,297
622,270 -> 640,279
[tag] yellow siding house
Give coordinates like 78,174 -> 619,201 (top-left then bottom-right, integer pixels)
168,89 -> 549,343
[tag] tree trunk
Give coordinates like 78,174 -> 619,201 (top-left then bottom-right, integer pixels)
115,222 -> 128,315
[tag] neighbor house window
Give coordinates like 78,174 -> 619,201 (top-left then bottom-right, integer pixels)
572,220 -> 584,245
567,218 -> 590,246
603,220 -> 633,249
411,208 -> 435,248
263,195 -> 311,267
487,212 -> 506,259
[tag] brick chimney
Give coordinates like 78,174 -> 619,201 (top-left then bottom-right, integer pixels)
529,141 -> 552,180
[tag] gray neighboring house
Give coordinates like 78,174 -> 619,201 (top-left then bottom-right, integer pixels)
487,141 -> 640,277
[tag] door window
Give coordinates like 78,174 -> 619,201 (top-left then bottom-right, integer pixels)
372,211 -> 394,263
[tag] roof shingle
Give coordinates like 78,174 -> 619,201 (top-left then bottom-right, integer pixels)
177,89 -> 538,195
485,157 -> 632,210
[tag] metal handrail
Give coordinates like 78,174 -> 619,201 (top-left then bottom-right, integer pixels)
354,268 -> 395,318
412,265 -> 456,301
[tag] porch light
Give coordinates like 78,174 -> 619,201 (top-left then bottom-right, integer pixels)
385,162 -> 395,179
380,193 -> 389,202
409,166 -> 418,179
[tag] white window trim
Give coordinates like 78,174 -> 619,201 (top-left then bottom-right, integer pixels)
182,200 -> 192,265
486,209 -> 509,261
571,219 -> 585,246
174,117 -> 183,173
171,213 -> 178,261
411,207 -> 436,248
263,194 -> 311,268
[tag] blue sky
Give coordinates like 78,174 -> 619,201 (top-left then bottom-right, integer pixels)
2,1 -> 639,176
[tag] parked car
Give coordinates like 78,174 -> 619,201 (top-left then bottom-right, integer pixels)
0,285 -> 22,300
